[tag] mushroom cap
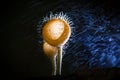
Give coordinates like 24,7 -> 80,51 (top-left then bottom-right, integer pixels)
43,42 -> 58,58
42,19 -> 71,47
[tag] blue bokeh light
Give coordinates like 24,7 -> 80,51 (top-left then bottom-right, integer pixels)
61,1 -> 120,73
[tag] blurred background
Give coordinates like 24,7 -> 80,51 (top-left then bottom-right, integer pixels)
2,0 -> 120,79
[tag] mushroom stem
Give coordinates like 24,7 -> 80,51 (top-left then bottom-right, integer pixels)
51,55 -> 57,76
57,46 -> 63,75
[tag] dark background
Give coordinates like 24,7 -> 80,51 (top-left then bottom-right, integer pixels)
2,0 -> 120,79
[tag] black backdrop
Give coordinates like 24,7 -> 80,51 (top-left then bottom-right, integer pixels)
2,0 -> 120,79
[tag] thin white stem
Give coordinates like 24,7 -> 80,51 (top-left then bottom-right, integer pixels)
57,46 -> 63,75
51,55 -> 57,76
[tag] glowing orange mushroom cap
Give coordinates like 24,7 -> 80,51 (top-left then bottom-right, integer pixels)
42,19 -> 71,47
43,42 -> 58,58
